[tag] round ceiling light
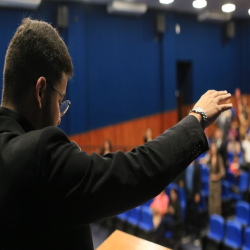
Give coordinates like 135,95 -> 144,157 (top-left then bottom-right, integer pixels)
159,0 -> 174,4
192,0 -> 207,9
222,3 -> 236,13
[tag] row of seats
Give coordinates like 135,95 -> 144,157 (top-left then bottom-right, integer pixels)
117,205 -> 154,233
201,164 -> 249,201
204,204 -> 250,250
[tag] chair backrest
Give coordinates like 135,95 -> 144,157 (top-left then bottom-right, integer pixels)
201,180 -> 209,196
208,214 -> 224,241
244,227 -> 250,248
141,206 -> 154,228
130,207 -> 140,219
226,172 -> 236,186
221,180 -> 229,199
225,220 -> 242,247
178,187 -> 186,203
236,201 -> 250,225
239,172 -> 249,192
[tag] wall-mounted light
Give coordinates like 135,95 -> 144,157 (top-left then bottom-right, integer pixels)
222,4 -> 236,13
248,9 -> 250,15
192,0 -> 207,9
159,0 -> 174,5
0,0 -> 41,9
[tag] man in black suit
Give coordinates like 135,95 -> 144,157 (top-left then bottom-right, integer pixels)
180,161 -> 202,246
0,18 -> 232,249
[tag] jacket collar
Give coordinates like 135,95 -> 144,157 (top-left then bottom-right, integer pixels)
0,106 -> 34,133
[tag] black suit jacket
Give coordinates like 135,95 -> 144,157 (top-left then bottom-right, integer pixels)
0,106 -> 208,249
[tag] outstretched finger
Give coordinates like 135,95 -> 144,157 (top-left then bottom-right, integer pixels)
212,90 -> 228,98
216,93 -> 231,103
218,103 -> 233,112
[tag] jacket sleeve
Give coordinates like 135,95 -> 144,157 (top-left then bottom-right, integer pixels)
37,115 -> 208,228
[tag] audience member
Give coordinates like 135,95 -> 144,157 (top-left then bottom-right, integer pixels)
150,191 -> 169,228
227,133 -> 241,156
100,139 -> 113,156
208,142 -> 225,215
216,102 -> 235,140
155,188 -> 181,245
238,97 -> 249,140
144,128 -> 153,143
229,154 -> 240,178
242,132 -> 250,169
180,161 -> 201,245
214,128 -> 228,169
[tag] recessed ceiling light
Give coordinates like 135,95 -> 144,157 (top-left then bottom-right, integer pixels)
222,4 -> 236,13
159,0 -> 174,4
193,0 -> 207,9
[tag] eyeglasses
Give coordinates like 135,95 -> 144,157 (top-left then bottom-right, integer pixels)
46,79 -> 71,118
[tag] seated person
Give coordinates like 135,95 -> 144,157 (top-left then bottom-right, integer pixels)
150,190 -> 169,228
229,154 -> 240,178
155,188 -> 181,244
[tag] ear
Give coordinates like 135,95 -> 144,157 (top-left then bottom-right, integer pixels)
35,77 -> 47,109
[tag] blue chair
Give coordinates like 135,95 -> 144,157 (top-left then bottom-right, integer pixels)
239,172 -> 249,193
235,201 -> 250,226
221,180 -> 230,201
166,182 -> 178,198
202,214 -> 225,250
226,172 -> 236,187
178,187 -> 186,220
137,206 -> 155,240
126,207 -> 140,235
127,207 -> 140,226
138,206 -> 154,232
117,211 -> 129,221
201,179 -> 209,197
207,214 -> 225,242
228,152 -> 234,165
223,220 -> 242,249
243,227 -> 250,250
116,210 -> 130,231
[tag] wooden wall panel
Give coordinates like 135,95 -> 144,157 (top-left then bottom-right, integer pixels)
69,110 -> 177,154
69,95 -> 241,154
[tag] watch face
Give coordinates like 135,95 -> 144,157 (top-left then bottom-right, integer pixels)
195,107 -> 203,113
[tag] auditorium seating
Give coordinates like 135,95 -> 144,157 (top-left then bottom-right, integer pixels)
202,214 -> 224,250
243,227 -> 250,250
229,172 -> 249,201
137,206 -> 155,241
234,201 -> 250,226
126,207 -> 140,235
223,220 -> 242,250
225,172 -> 236,187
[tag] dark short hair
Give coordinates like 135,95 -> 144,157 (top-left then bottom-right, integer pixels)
2,17 -> 73,106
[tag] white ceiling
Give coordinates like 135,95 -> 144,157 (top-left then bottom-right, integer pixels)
80,0 -> 250,19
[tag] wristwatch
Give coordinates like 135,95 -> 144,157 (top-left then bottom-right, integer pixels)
189,107 -> 207,130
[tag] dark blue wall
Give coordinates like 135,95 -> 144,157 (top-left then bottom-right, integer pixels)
0,2 -> 249,135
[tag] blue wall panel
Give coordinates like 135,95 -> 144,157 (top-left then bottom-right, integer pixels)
0,2 -> 249,135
